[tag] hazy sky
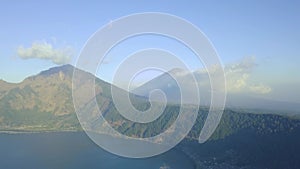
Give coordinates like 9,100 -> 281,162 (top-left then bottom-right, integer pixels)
0,0 -> 299,103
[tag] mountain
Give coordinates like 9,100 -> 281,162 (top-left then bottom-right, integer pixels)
2,65 -> 300,168
0,64 -> 110,131
0,64 -> 150,132
0,64 -> 299,138
132,68 -> 300,113
132,68 -> 181,104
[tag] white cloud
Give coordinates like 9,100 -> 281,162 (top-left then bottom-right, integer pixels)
225,56 -> 254,91
17,41 -> 73,65
232,74 -> 249,90
173,56 -> 272,95
249,84 -> 272,94
223,56 -> 271,94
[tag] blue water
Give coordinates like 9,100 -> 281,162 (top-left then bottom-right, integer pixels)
0,132 -> 195,169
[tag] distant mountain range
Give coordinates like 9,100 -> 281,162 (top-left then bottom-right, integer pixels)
0,64 -> 299,138
1,64 -> 300,168
132,68 -> 300,114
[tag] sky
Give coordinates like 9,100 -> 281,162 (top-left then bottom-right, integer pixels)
0,0 -> 300,103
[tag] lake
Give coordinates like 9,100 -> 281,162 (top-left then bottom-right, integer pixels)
0,132 -> 195,169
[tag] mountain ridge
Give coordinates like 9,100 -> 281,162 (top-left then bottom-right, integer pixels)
0,64 -> 299,143
132,68 -> 300,113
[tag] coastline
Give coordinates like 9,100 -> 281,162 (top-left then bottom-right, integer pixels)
0,129 -> 82,134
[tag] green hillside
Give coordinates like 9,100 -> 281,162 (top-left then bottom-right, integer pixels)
0,64 -> 299,144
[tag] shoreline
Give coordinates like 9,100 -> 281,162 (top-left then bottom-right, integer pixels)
0,129 -> 82,134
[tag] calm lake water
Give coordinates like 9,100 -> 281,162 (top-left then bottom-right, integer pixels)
0,132 -> 195,169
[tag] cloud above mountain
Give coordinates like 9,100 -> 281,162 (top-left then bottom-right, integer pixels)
168,56 -> 272,95
223,56 -> 271,94
17,41 -> 73,65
